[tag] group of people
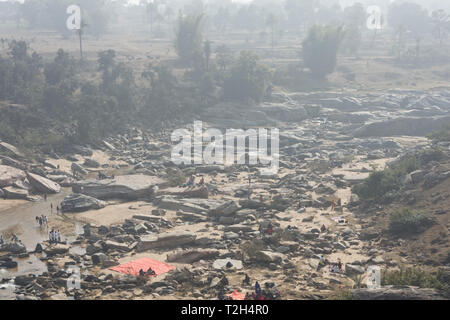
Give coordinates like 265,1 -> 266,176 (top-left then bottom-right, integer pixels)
183,175 -> 205,189
216,276 -> 281,301
49,229 -> 61,244
245,281 -> 281,301
36,215 -> 49,228
259,223 -> 274,236
0,234 -> 20,245
138,268 -> 156,277
318,256 -> 343,273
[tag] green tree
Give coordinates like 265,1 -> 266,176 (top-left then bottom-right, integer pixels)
302,25 -> 345,79
431,9 -> 450,46
215,45 -> 234,72
174,13 -> 204,67
223,51 -> 272,103
389,2 -> 431,57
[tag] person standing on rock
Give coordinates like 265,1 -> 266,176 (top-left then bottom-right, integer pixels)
44,194 -> 47,201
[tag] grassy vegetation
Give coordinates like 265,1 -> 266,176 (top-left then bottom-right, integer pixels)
428,124 -> 450,143
166,168 -> 187,187
382,268 -> 450,296
353,155 -> 420,200
388,208 -> 433,235
329,287 -> 353,300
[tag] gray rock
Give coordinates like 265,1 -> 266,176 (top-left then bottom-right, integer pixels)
209,201 -> 240,217
167,250 -> 220,264
136,231 -> 196,252
212,259 -> 243,270
44,244 -> 69,255
0,165 -> 26,188
104,240 -> 130,252
345,264 -> 365,276
1,242 -> 27,254
61,193 -> 107,213
26,172 -> 61,194
2,186 -> 28,199
83,159 -> 100,168
71,163 -> 87,175
352,286 -> 447,300
92,253 -> 108,265
73,174 -> 167,200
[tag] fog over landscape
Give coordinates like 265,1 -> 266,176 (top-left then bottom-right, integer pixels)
0,0 -> 449,302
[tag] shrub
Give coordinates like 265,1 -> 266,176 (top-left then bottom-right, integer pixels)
389,208 -> 433,235
353,156 -> 420,200
302,25 -> 345,79
222,51 -> 272,103
382,268 -> 450,296
427,124 -> 450,143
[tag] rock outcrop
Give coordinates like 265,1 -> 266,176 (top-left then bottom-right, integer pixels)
136,231 -> 197,252
72,174 -> 167,200
61,193 -> 107,213
26,172 -> 61,194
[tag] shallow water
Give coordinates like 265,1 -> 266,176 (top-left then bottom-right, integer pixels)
0,188 -> 71,249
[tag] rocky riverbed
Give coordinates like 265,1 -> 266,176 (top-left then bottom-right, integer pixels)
1,89 -> 449,300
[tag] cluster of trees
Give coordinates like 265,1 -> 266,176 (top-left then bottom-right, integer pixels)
0,35 -> 274,148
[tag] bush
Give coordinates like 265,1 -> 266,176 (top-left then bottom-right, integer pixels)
427,124 -> 450,143
166,168 -> 187,187
383,268 -> 450,296
353,156 -> 420,200
222,51 -> 272,103
389,208 -> 433,235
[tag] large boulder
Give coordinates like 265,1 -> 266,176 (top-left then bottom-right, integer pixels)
212,259 -> 243,270
136,231 -> 196,252
1,242 -> 27,254
345,264 -> 365,276
157,197 -> 228,214
353,116 -> 450,138
2,186 -> 28,199
157,186 -> 209,199
253,251 -> 285,264
0,141 -> 24,158
352,286 -> 447,300
166,250 -> 220,264
61,193 -> 107,213
72,174 -> 167,200
44,244 -> 69,255
104,240 -> 131,252
209,201 -> 240,217
0,165 -> 26,188
26,172 -> 61,194
71,163 -> 87,175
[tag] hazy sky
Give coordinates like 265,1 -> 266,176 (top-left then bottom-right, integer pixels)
0,0 -> 447,11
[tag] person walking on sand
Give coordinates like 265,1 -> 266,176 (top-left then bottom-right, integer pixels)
331,200 -> 335,211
